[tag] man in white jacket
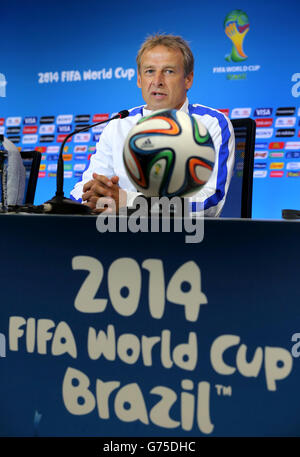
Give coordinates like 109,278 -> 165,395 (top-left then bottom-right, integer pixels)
70,34 -> 235,217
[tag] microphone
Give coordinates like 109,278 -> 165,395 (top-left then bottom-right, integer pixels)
44,109 -> 129,214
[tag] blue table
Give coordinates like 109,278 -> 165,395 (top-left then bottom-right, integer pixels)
0,214 -> 299,436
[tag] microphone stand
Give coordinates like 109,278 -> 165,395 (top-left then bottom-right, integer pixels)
44,110 -> 129,214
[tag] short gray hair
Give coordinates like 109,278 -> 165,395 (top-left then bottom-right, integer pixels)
136,33 -> 194,77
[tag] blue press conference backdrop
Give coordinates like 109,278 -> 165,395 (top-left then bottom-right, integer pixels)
1,0 -> 300,218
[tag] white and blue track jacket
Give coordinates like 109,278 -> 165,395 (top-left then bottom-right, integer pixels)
70,98 -> 235,216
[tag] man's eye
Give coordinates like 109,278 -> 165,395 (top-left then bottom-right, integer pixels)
165,69 -> 174,74
145,69 -> 154,74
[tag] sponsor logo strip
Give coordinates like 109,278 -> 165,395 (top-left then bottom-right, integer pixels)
270,171 -> 284,177
254,108 -> 272,117
276,107 -> 295,116
255,118 -> 273,127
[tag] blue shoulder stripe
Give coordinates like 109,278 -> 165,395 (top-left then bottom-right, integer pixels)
129,106 -> 144,117
188,104 -> 231,212
70,193 -> 82,203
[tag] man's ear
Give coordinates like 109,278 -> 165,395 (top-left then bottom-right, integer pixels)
137,72 -> 141,88
185,71 -> 194,90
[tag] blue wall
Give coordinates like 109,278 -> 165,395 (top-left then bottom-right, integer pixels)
1,0 -> 300,218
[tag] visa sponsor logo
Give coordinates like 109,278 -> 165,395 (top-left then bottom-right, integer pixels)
74,154 -> 87,160
74,133 -> 91,143
256,128 -> 273,138
23,147 -> 36,152
40,116 -> 55,124
6,116 -> 21,126
254,151 -> 268,159
254,108 -> 272,117
0,118 -> 4,126
56,114 -> 73,125
269,152 -> 284,158
47,164 -> 57,172
22,134 -> 38,144
270,170 -> 284,177
286,162 -> 300,170
47,154 -> 59,161
286,152 -> 300,159
6,126 -> 20,134
40,135 -> 55,143
0,126 -> 5,135
57,125 -> 72,134
285,141 -> 300,150
23,126 -> 38,134
255,118 -> 273,127
74,163 -> 86,171
269,141 -> 285,149
287,171 -> 300,177
35,146 -> 47,153
253,170 -> 267,178
275,117 -> 296,127
63,154 -> 72,161
38,171 -> 46,178
57,134 -> 72,143
7,136 -> 20,143
93,134 -> 100,142
74,171 -> 84,178
231,107 -> 251,119
64,171 -> 73,178
276,107 -> 295,116
254,162 -> 267,169
47,145 -> 59,153
92,114 -> 109,122
255,142 -> 268,149
75,114 -> 90,123
275,128 -> 295,137
39,124 -> 55,135
269,162 -> 284,170
24,116 -> 38,125
74,145 -> 87,153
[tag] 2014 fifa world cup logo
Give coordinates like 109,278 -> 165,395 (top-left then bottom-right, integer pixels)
224,10 -> 249,62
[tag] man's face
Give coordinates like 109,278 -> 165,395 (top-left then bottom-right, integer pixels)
137,45 -> 193,111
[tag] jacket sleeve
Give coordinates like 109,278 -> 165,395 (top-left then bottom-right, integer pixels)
189,111 -> 235,217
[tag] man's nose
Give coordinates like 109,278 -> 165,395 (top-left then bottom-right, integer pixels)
152,71 -> 164,86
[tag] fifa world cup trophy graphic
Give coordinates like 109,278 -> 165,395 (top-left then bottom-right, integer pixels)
224,10 -> 250,62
